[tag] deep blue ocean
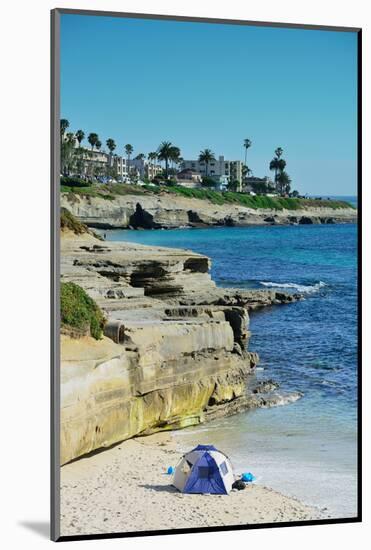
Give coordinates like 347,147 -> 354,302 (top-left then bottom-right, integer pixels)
105,214 -> 358,518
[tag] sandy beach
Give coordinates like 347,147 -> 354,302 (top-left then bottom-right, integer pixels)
60,432 -> 323,537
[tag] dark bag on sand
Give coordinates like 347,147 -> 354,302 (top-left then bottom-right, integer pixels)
232,480 -> 246,491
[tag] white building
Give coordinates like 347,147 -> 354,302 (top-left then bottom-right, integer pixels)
72,147 -> 131,181
76,149 -> 111,178
111,155 -> 129,180
130,158 -> 162,181
181,155 -> 243,189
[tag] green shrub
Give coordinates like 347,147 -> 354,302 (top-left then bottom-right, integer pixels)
143,184 -> 161,193
60,176 -> 92,188
60,184 -> 116,200
60,207 -> 89,234
107,183 -> 146,195
61,282 -> 105,340
60,181 -> 354,210
165,187 -> 353,210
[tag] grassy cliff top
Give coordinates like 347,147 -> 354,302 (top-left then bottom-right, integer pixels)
61,282 -> 106,340
60,207 -> 103,240
61,183 -> 355,211
61,207 -> 90,234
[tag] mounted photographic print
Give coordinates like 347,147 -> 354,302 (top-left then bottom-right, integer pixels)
51,8 -> 361,541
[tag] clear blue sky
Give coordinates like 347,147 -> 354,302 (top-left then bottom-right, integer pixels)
61,14 -> 358,195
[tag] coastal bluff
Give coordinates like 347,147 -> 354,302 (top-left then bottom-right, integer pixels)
60,226 -> 300,465
61,191 -> 357,229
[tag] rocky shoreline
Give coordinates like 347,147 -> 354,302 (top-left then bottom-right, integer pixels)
61,222 -> 303,465
61,191 -> 357,230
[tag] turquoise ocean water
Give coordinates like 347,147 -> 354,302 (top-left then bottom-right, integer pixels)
105,211 -> 358,518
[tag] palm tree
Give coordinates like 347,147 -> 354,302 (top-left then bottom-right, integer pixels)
125,144 -> 134,179
275,147 -> 283,159
243,138 -> 252,167
169,146 -> 181,169
105,139 -> 116,178
269,148 -> 286,192
157,141 -> 175,178
61,132 -> 76,175
61,141 -> 71,175
65,132 -> 76,145
74,147 -> 85,177
269,158 -> 279,189
135,153 -> 146,161
198,148 -> 215,177
88,132 -> 99,151
277,158 -> 286,174
148,152 -> 157,166
242,165 -> 252,180
75,129 -> 85,147
147,152 -> 157,180
91,139 -> 101,180
277,170 -> 291,195
60,119 -> 69,137
106,138 -> 116,155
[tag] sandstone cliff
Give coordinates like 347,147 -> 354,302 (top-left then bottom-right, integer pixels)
60,229 -> 299,464
61,191 -> 356,230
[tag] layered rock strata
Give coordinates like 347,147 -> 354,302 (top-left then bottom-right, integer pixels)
61,192 -> 357,230
60,230 -> 299,464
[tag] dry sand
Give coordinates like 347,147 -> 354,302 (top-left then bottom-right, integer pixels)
60,432 -> 322,537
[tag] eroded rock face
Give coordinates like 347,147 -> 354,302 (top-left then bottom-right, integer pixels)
60,230 -> 301,464
60,333 -> 257,464
61,192 -> 357,229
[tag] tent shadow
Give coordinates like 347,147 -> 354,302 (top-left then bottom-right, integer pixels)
139,483 -> 178,493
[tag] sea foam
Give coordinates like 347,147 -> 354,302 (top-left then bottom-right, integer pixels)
259,280 -> 327,294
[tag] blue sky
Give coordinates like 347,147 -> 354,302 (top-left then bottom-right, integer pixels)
61,14 -> 358,195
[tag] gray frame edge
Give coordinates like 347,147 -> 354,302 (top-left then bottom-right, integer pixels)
51,8 -> 61,542
54,7 -> 361,32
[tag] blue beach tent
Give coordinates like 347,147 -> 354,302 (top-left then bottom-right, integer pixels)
172,445 -> 234,495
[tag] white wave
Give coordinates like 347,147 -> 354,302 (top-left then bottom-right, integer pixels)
260,391 -> 303,408
259,280 -> 327,294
